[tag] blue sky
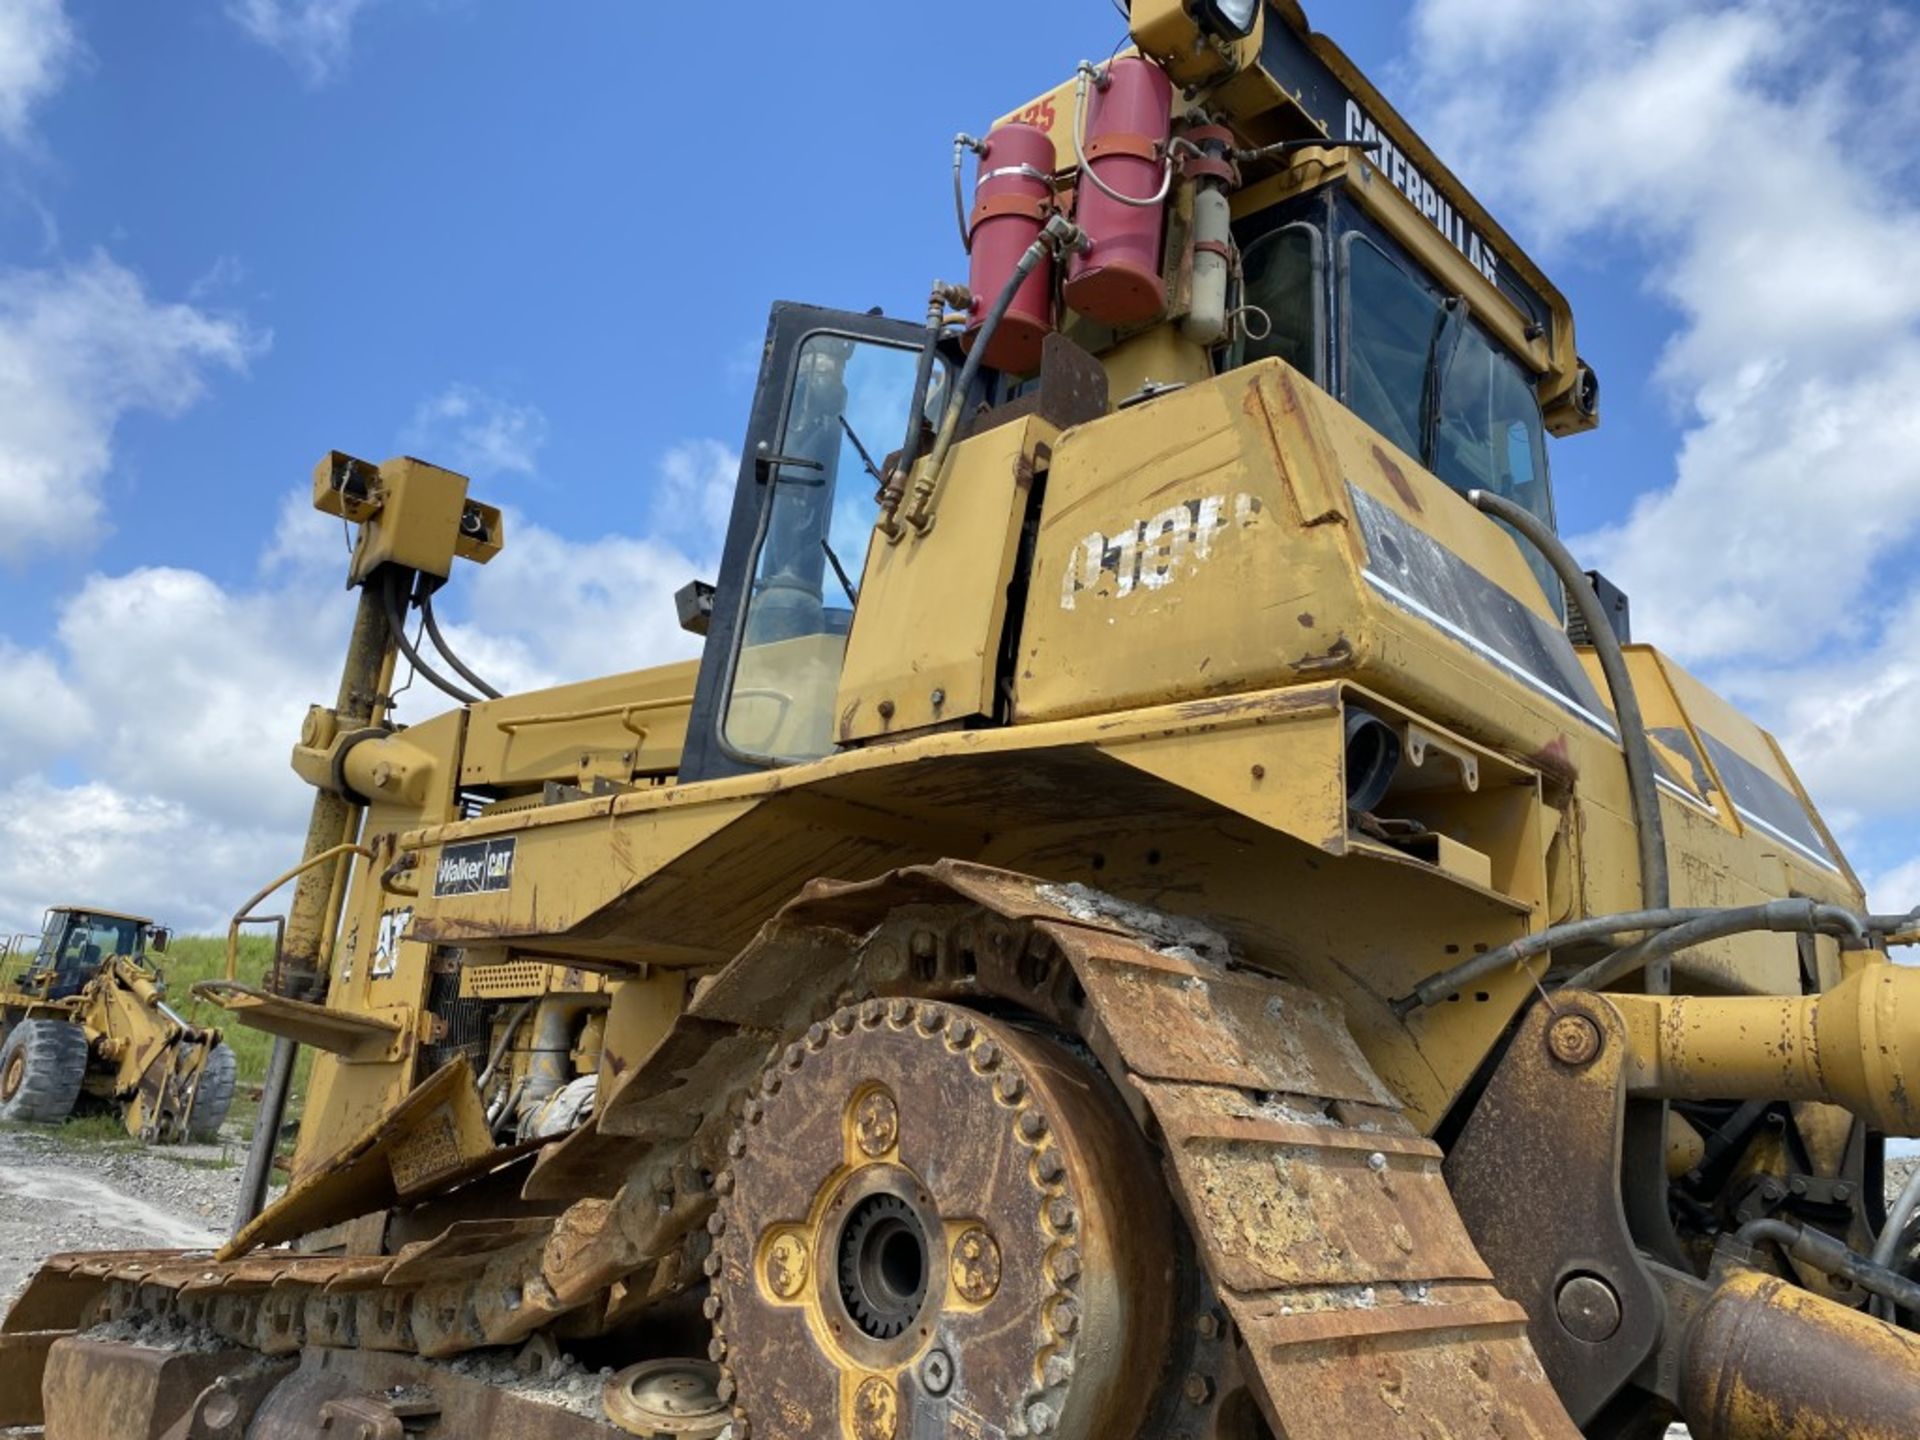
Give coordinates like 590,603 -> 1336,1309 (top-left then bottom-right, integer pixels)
0,0 -> 1914,932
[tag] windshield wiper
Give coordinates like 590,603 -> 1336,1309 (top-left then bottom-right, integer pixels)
821,538 -> 859,607
839,415 -> 885,486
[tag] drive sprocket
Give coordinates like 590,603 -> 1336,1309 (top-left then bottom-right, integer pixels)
707,998 -> 1173,1440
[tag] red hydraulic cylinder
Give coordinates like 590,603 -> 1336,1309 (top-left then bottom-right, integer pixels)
965,122 -> 1058,374
1065,57 -> 1174,328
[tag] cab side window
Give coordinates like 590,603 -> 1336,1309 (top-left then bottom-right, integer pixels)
1239,224 -> 1323,382
722,336 -> 920,763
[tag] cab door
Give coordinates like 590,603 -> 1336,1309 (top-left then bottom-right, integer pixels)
680,304 -> 932,783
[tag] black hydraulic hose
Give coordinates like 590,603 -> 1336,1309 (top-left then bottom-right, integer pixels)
1390,906 -> 1722,1016
1872,1164 -> 1920,1321
1560,899 -> 1867,993
1468,490 -> 1670,918
419,588 -> 502,700
899,216 -> 1083,535
379,570 -> 481,706
1738,1217 -> 1920,1314
892,293 -> 950,497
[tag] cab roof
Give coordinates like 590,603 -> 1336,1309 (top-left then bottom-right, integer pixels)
49,906 -> 157,926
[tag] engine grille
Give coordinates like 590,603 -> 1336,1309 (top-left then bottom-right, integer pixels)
423,966 -> 495,1077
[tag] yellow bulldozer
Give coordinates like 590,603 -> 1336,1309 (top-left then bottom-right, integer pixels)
6,2 -> 1920,1437
0,908 -> 236,1144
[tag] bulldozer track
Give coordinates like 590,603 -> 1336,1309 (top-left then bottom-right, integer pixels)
14,862 -> 1576,1437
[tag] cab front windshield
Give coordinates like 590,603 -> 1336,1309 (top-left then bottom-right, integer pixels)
1344,233 -> 1560,610
723,335 -> 921,762
34,912 -> 142,995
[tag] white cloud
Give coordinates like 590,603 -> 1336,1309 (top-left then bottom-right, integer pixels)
1723,590 -> 1920,824
401,383 -> 549,482
0,420 -> 733,935
0,638 -> 88,781
1868,857 -> 1920,920
225,0 -> 378,86
0,253 -> 261,564
0,0 -> 75,144
653,439 -> 741,549
447,516 -> 709,694
1400,0 -> 1920,880
52,563 -> 351,829
0,776 -> 293,936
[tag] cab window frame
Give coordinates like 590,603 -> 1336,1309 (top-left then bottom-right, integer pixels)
682,307 -> 939,782
1229,189 -> 1335,387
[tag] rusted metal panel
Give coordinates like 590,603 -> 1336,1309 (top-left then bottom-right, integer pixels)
1143,1080 -> 1489,1293
0,1330 -> 63,1427
222,1059 -> 502,1259
1056,936 -> 1395,1104
40,1337 -> 257,1440
1226,1284 -> 1578,1438
1444,991 -> 1663,1424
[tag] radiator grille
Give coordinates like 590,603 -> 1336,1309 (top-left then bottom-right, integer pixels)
423,967 -> 494,1076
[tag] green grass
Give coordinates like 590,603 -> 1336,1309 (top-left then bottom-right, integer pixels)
56,1111 -> 143,1146
155,935 -> 318,1142
152,934 -> 281,1086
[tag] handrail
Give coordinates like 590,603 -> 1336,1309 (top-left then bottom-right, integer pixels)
226,843 -> 375,981
493,695 -> 694,737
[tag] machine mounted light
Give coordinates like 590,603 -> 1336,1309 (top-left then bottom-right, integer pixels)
1193,0 -> 1259,41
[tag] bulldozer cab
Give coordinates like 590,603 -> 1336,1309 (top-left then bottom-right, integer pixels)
671,12 -> 1602,788
672,259 -> 1561,783
27,907 -> 160,999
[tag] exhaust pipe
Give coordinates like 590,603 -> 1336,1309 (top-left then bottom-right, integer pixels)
1343,707 -> 1401,814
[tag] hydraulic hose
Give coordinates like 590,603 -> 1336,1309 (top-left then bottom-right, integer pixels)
380,570 -> 481,706
1872,1164 -> 1920,1322
1391,906 -> 1723,1016
1738,1217 -> 1920,1314
896,215 -> 1084,535
1468,489 -> 1669,917
474,997 -> 538,1095
890,282 -> 967,509
1560,899 -> 1867,993
952,135 -> 984,252
420,588 -> 502,700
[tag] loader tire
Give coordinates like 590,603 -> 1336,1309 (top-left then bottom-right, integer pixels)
0,1019 -> 89,1125
186,1042 -> 238,1142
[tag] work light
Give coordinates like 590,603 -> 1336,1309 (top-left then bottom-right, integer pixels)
1194,0 -> 1259,40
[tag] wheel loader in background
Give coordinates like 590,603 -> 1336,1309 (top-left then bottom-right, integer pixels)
6,1 -> 1920,1436
0,908 -> 236,1143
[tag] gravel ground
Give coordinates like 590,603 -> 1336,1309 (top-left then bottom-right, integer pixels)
0,1124 -> 248,1311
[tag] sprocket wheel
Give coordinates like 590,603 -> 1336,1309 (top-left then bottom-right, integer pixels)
707,999 -> 1173,1440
